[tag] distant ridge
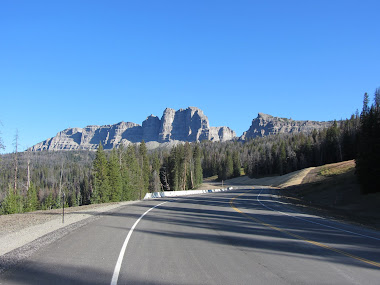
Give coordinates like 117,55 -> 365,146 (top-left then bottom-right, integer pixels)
30,107 -> 236,151
240,113 -> 333,140
29,109 -> 333,151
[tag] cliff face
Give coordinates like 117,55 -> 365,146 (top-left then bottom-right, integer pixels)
29,109 -> 333,151
240,113 -> 332,140
158,107 -> 217,142
30,107 -> 236,151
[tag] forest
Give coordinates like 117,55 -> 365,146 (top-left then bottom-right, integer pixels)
0,89 -> 379,215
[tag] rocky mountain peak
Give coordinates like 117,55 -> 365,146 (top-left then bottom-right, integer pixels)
30,107 -> 235,151
240,113 -> 332,140
257,112 -> 273,120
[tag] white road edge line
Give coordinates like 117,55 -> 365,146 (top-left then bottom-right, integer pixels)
110,201 -> 168,285
257,188 -> 380,242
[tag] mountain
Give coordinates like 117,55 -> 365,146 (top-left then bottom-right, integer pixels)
29,107 -> 236,151
29,108 -> 334,151
240,113 -> 333,140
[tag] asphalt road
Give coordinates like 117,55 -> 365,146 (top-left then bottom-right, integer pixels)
1,187 -> 380,284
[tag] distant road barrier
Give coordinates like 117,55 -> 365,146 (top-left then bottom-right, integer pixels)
143,187 -> 234,200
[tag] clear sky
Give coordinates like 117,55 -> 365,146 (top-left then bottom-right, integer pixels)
1,0 -> 379,154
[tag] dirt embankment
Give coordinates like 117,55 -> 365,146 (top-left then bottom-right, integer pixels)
221,167 -> 315,188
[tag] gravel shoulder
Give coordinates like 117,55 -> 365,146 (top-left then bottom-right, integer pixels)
0,201 -> 139,257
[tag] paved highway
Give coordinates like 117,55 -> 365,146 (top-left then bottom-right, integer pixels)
1,188 -> 380,284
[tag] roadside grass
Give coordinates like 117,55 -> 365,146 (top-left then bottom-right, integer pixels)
203,175 -> 218,181
318,161 -> 355,177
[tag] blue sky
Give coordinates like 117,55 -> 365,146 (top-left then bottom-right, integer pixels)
1,0 -> 379,154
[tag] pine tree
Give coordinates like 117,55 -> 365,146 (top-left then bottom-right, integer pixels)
168,146 -> 179,190
80,171 -> 91,205
149,152 -> 161,192
108,148 -> 122,202
226,151 -> 234,179
122,145 -> 140,200
139,140 -> 150,199
363,92 -> 370,115
92,142 -> 110,203
375,88 -> 380,109
183,142 -> 192,190
232,151 -> 241,178
24,183 -> 39,212
1,187 -> 23,214
193,145 -> 203,188
356,90 -> 380,194
325,121 -> 342,163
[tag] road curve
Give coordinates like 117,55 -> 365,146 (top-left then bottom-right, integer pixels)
1,188 -> 380,284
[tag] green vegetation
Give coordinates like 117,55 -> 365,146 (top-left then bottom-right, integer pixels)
0,141 -> 204,214
201,115 -> 359,180
161,142 -> 203,191
356,89 -> 380,194
319,163 -> 355,177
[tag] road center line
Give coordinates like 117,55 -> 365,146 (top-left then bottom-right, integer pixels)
230,190 -> 380,268
110,201 -> 168,285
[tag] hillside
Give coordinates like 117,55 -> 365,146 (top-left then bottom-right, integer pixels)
279,161 -> 380,229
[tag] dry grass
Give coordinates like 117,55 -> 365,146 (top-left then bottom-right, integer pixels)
219,167 -> 315,188
318,160 -> 355,177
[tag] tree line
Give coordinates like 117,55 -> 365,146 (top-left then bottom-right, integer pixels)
201,115 -> 359,180
1,88 -> 379,214
356,89 -> 380,194
0,141 -> 204,214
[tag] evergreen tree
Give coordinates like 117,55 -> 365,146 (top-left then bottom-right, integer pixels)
24,183 -> 39,212
363,92 -> 370,114
356,91 -> 380,194
232,151 -> 241,178
139,140 -> 150,199
193,145 -> 203,188
122,144 -> 140,200
375,88 -> 380,109
80,171 -> 91,205
183,142 -> 192,190
226,151 -> 234,179
92,142 -> 110,203
169,146 -> 181,191
325,121 -> 342,163
42,192 -> 54,210
1,187 -> 23,214
108,148 -> 122,202
149,152 -> 162,192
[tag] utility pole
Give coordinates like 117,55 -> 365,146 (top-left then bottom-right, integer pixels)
62,192 -> 65,224
26,148 -> 31,191
59,162 -> 64,205
13,130 -> 19,194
